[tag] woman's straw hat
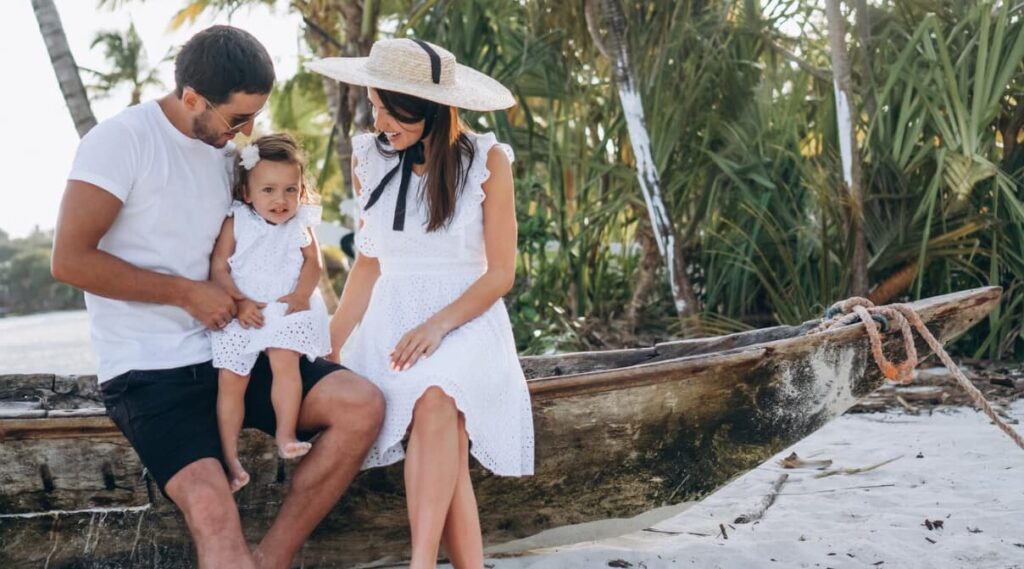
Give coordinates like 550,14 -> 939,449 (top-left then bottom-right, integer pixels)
305,38 -> 515,112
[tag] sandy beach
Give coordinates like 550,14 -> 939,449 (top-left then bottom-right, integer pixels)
482,398 -> 1024,569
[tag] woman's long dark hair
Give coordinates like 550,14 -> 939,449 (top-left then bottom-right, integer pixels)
374,88 -> 475,232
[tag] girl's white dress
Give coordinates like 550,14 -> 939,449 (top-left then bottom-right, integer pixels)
212,201 -> 332,375
343,131 -> 534,476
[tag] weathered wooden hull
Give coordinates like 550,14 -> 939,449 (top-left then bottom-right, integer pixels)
0,287 -> 1001,568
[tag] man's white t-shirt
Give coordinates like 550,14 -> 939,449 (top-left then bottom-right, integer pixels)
68,100 -> 235,383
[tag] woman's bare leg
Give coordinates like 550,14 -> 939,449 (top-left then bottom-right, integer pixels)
217,368 -> 252,492
440,414 -> 484,569
266,348 -> 311,459
405,387 -> 460,569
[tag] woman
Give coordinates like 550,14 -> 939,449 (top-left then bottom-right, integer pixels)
307,38 -> 534,569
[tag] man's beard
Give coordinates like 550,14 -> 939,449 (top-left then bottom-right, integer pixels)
192,113 -> 228,148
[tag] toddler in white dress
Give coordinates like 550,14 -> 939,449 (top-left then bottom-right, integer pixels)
210,133 -> 331,491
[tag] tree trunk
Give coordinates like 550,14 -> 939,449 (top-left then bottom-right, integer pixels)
585,0 -> 699,319
868,260 -> 919,305
33,0 -> 96,138
298,1 -> 374,201
854,0 -> 877,121
625,217 -> 660,333
825,0 -> 869,297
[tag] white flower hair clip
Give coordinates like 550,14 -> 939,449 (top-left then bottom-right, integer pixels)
238,144 -> 261,171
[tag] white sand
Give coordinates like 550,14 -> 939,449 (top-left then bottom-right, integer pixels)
484,400 -> 1024,569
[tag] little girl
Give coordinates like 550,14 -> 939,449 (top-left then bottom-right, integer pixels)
210,133 -> 332,492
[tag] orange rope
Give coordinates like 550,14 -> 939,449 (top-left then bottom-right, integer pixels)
812,297 -> 1024,451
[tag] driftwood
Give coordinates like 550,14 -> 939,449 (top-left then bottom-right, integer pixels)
814,455 -> 902,479
779,452 -> 833,470
734,473 -> 789,524
0,286 -> 1002,568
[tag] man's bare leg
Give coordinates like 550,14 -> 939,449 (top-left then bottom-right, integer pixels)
254,369 -> 385,569
165,458 -> 256,569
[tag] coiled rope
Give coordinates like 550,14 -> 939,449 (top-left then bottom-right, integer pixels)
810,297 -> 1024,451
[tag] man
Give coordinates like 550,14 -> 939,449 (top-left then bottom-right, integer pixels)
51,26 -> 384,569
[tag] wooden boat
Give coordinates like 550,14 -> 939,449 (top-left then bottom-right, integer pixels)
0,286 -> 1001,568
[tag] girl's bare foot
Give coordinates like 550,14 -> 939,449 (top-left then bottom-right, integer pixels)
277,439 -> 312,460
226,459 -> 250,493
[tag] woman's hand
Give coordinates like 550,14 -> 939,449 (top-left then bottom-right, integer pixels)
237,299 -> 266,329
390,319 -> 448,371
277,291 -> 311,315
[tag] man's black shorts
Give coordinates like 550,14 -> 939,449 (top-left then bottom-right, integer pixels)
99,355 -> 346,494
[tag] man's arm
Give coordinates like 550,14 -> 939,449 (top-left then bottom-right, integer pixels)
51,180 -> 238,330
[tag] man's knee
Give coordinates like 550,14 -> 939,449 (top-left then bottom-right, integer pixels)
318,371 -> 385,433
167,461 -> 239,536
359,379 -> 386,427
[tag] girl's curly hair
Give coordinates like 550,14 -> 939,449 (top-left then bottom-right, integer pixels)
232,133 -> 320,205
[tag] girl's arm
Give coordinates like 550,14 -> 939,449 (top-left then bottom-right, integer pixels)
210,217 -> 244,299
328,154 -> 381,362
211,217 -> 264,328
389,145 -> 517,370
279,230 -> 323,315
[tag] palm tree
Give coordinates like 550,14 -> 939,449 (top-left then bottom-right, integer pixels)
584,0 -> 699,320
825,0 -> 869,297
82,22 -> 165,106
32,0 -> 97,137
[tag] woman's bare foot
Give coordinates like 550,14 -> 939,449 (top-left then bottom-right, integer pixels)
277,439 -> 312,460
226,459 -> 250,493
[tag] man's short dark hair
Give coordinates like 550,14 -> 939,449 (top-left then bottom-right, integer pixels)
174,25 -> 275,104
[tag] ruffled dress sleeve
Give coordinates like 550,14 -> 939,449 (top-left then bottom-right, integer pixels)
226,200 -> 247,221
351,133 -> 382,256
227,200 -> 259,272
293,204 -> 322,248
450,132 -> 515,230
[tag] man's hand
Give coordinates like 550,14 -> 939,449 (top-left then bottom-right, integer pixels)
277,291 -> 310,315
237,299 -> 266,329
184,280 -> 240,330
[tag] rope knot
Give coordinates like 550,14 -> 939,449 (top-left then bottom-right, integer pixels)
808,297 -> 1023,450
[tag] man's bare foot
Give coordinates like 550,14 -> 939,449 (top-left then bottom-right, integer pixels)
277,439 -> 312,460
226,459 -> 250,493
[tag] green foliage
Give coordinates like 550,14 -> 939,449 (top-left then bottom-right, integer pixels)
0,230 -> 84,315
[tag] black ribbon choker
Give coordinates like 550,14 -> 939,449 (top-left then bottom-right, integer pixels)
362,40 -> 443,232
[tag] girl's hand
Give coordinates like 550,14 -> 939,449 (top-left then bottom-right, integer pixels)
237,299 -> 266,329
277,291 -> 310,315
390,319 -> 447,371
326,348 -> 341,364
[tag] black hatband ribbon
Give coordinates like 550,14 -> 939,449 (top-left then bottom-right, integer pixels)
411,39 -> 442,85
362,40 -> 442,231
